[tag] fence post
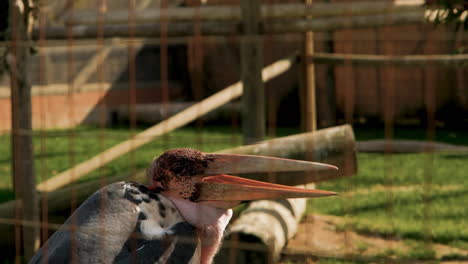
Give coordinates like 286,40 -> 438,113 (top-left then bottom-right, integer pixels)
241,0 -> 265,144
303,0 -> 317,132
8,0 -> 39,260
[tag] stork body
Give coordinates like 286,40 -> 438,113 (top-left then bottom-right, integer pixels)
29,148 -> 337,264
29,182 -> 201,263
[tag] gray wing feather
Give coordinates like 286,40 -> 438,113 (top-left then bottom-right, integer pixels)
29,182 -> 142,263
29,182 -> 199,264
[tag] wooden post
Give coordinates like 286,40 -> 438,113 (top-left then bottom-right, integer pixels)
7,0 -> 39,259
303,0 -> 317,132
241,0 -> 265,144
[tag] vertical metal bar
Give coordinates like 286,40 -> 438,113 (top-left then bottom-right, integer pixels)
97,0 -> 109,260
65,0 -> 77,262
161,0 -> 170,151
423,66 -> 436,252
187,0 -> 204,150
38,0 -> 49,260
98,0 -> 108,185
382,29 -> 396,251
302,0 -> 316,251
264,1 -> 275,140
264,3 -> 277,261
241,0 -> 264,145
341,25 -> 355,257
128,0 -> 137,179
318,0 -> 336,128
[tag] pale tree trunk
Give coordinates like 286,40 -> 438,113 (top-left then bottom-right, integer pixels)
7,0 -> 39,260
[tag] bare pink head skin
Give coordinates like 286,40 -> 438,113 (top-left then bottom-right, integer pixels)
149,148 -> 337,264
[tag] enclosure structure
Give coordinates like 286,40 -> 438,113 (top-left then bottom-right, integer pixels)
0,0 -> 467,263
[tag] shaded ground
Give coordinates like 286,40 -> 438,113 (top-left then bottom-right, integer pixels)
282,214 -> 468,263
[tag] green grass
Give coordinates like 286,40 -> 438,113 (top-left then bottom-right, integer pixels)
1,124 -> 467,262
310,151 -> 468,252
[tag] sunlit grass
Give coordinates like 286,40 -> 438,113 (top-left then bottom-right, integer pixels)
310,151 -> 468,250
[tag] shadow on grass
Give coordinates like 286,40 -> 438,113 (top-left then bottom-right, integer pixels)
0,188 -> 14,204
438,153 -> 468,160
342,188 -> 468,216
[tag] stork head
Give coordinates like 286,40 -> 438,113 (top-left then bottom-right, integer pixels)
149,148 -> 337,209
149,148 -> 337,264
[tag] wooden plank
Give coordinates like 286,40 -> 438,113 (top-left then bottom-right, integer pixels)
36,53 -> 298,192
66,2 -> 424,24
241,0 -> 264,145
309,53 -> 468,67
71,46 -> 112,91
36,11 -> 427,39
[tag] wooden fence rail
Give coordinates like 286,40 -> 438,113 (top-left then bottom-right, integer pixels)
309,53 -> 468,67
36,11 -> 426,40
65,1 -> 424,24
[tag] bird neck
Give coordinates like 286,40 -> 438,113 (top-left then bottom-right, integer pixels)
198,224 -> 225,264
166,196 -> 233,264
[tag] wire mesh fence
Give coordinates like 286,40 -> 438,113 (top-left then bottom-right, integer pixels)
0,0 -> 467,263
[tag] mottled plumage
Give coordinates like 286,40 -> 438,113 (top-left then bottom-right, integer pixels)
29,182 -> 200,264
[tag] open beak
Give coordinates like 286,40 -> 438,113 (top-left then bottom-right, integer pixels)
193,153 -> 338,208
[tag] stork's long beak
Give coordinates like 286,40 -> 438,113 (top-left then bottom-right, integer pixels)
194,154 -> 338,208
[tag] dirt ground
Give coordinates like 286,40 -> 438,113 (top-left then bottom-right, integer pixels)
281,214 -> 468,263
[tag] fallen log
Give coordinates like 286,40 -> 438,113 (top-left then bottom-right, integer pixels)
217,184 -> 315,263
219,124 -> 357,184
216,125 -> 356,262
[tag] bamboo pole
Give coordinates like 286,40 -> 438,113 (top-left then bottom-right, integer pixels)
65,2 -> 424,24
36,11 -> 426,40
309,53 -> 468,67
36,53 -> 298,192
303,0 -> 317,132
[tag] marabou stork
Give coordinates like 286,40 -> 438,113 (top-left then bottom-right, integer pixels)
29,148 -> 337,264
